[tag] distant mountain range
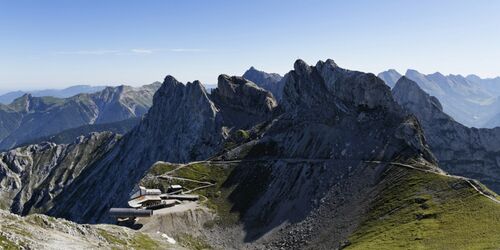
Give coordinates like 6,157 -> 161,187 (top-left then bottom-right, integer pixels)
0,82 -> 160,150
378,69 -> 500,128
0,85 -> 108,104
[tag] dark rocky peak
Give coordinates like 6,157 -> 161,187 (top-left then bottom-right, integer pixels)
143,75 -> 219,135
210,74 -> 277,128
282,59 -> 396,113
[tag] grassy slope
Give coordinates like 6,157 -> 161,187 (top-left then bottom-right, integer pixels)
347,166 -> 500,250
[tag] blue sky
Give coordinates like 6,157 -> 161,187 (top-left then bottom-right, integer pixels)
0,0 -> 499,92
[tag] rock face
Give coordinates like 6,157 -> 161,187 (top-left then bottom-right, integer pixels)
0,132 -> 119,214
242,66 -> 284,100
211,75 -> 278,128
393,76 -> 500,192
238,59 -> 435,168
0,82 -> 160,150
282,59 -> 398,112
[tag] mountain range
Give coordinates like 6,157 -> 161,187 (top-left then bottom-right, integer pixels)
0,85 -> 107,104
0,83 -> 160,150
378,69 -> 500,128
0,59 -> 498,249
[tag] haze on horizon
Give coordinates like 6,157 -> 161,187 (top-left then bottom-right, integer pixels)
0,0 -> 499,92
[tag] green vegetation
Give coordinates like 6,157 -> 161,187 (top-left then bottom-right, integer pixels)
129,233 -> 160,249
0,234 -> 18,250
223,129 -> 251,150
148,162 -> 177,176
235,129 -> 250,140
98,229 -> 159,250
177,233 -> 212,250
3,225 -> 32,239
346,167 -> 500,250
98,229 -> 127,246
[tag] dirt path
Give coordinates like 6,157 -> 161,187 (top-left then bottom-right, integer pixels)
367,160 -> 500,204
154,158 -> 500,205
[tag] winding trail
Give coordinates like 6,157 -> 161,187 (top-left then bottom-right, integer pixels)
367,160 -> 500,204
154,158 -> 500,204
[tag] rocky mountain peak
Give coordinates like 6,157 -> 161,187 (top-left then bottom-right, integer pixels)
293,59 -> 311,74
283,59 -> 396,113
211,74 -> 277,128
317,58 -> 339,68
144,75 -> 218,135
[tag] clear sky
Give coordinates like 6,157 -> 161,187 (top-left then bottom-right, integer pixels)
0,0 -> 499,92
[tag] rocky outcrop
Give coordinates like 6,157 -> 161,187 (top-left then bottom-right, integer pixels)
211,75 -> 278,128
242,66 -> 284,100
0,82 -> 160,150
393,76 -> 500,192
282,59 -> 398,113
